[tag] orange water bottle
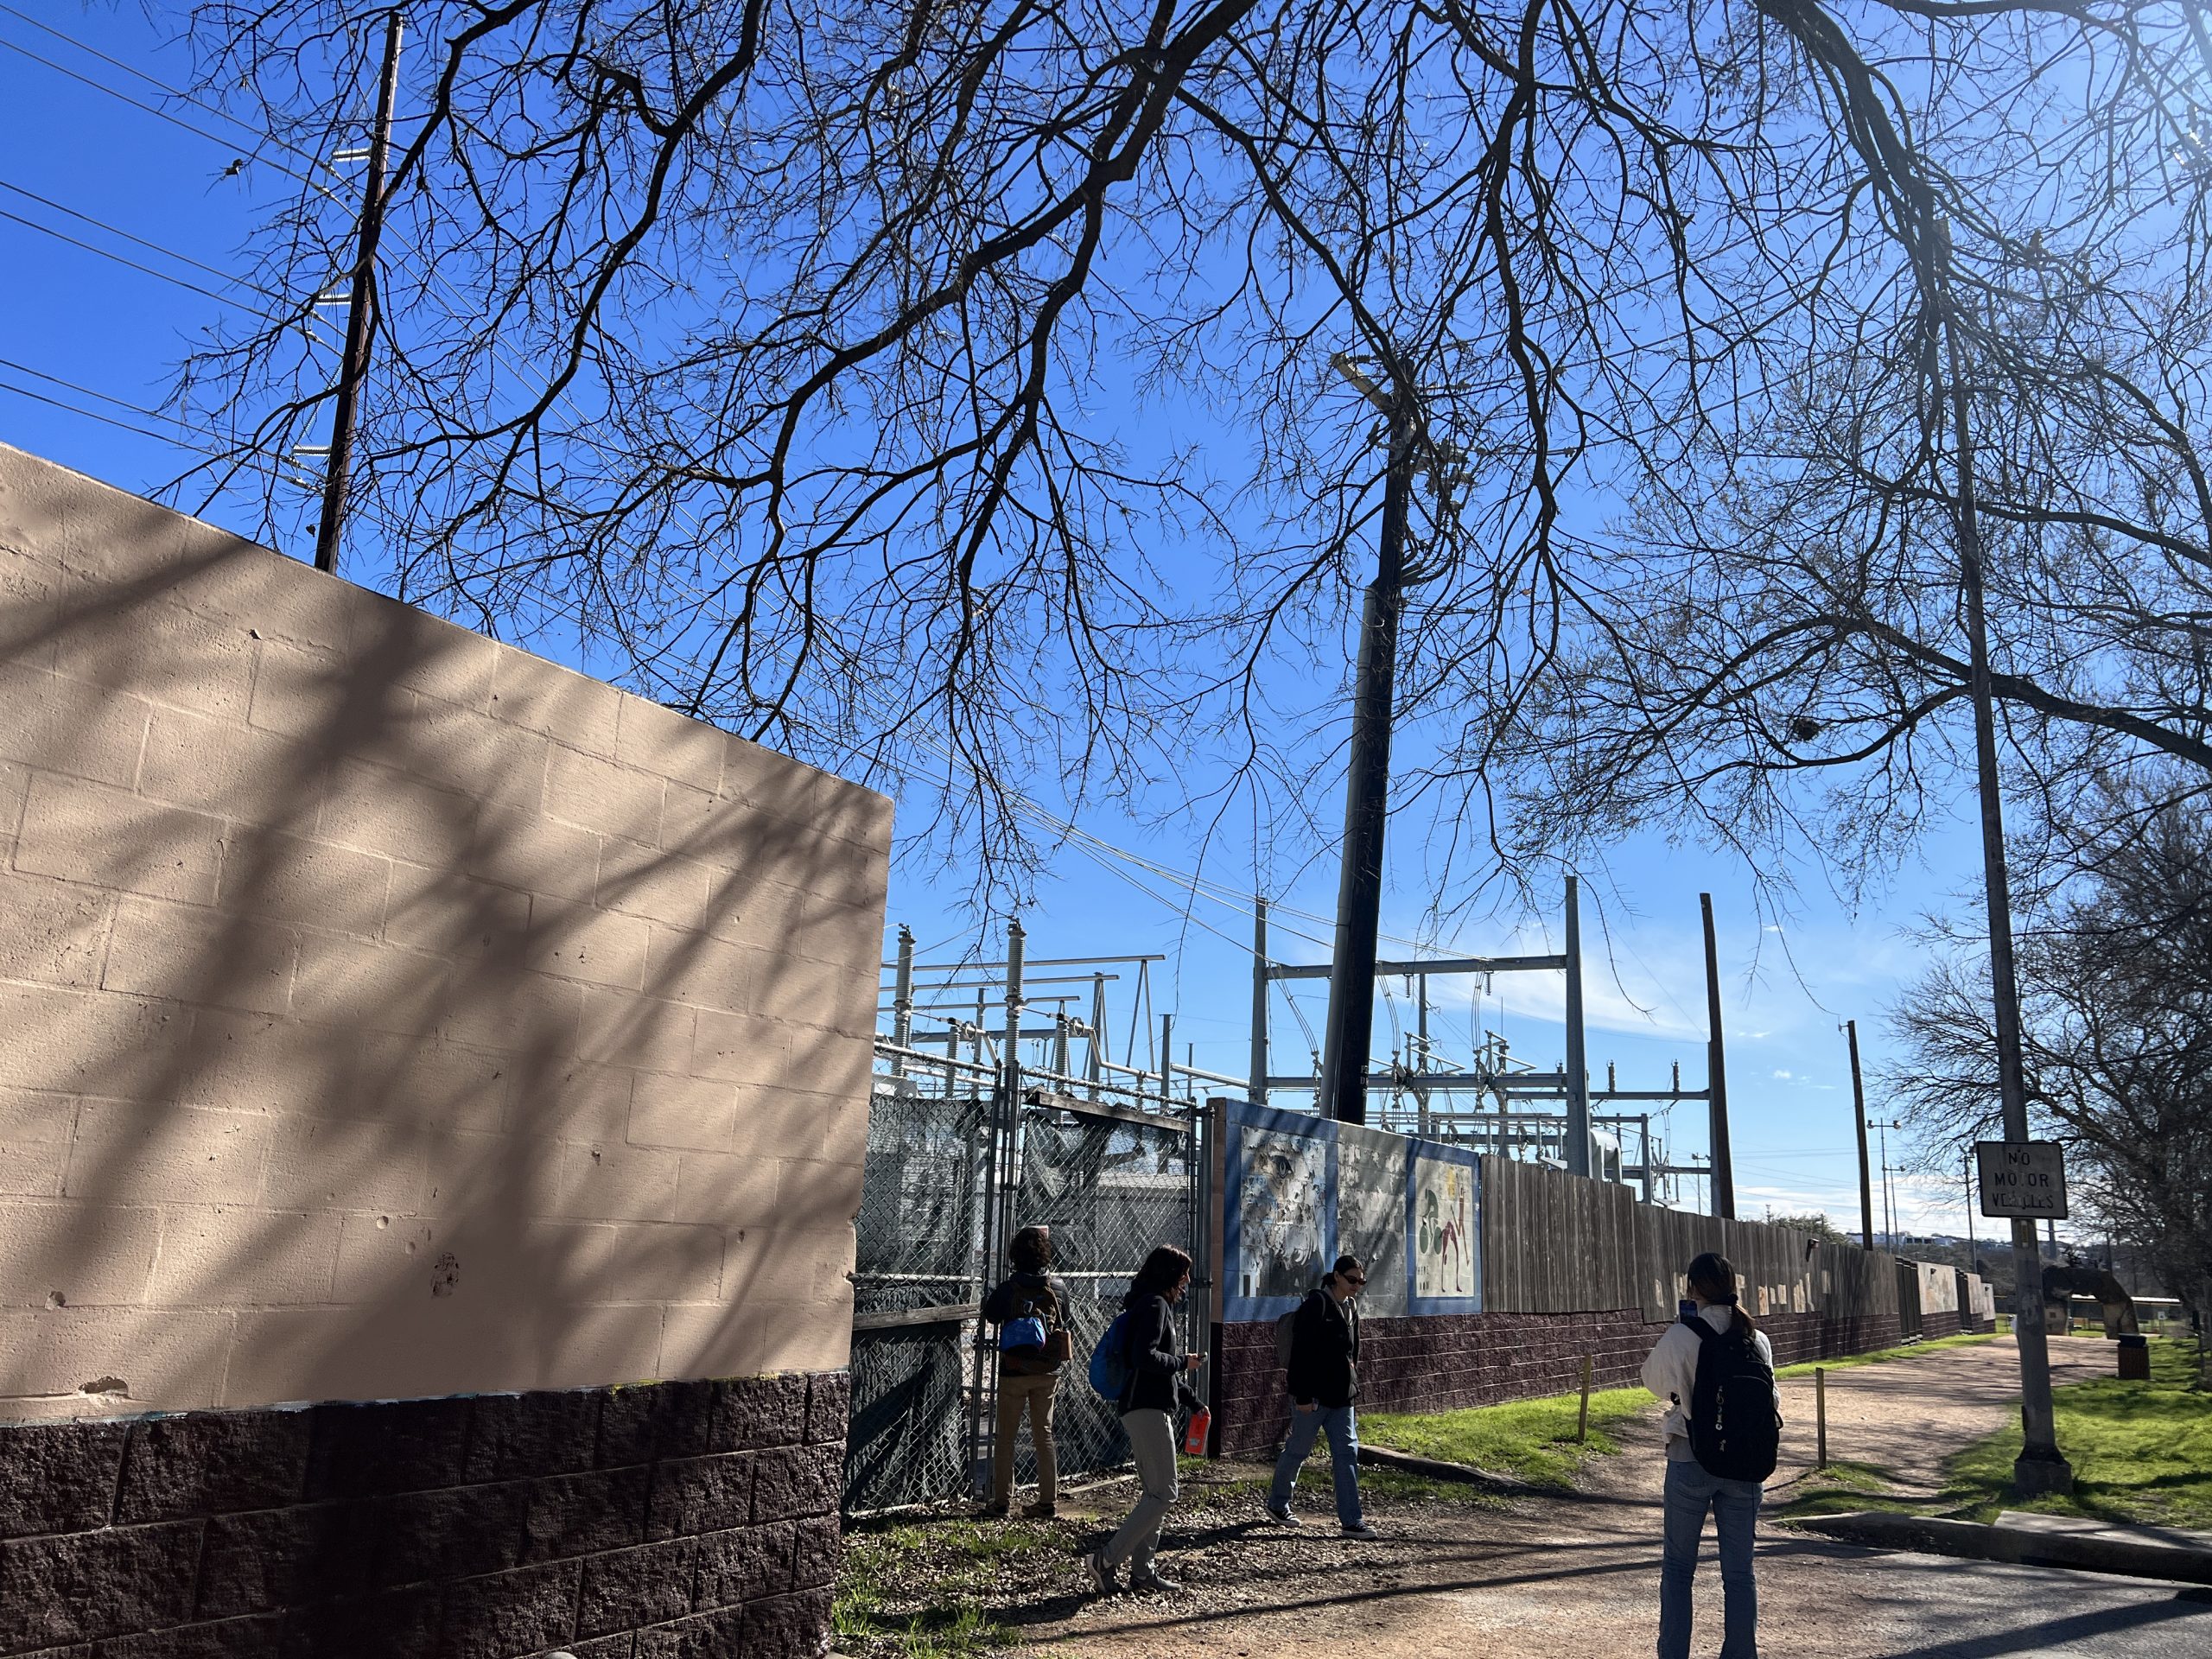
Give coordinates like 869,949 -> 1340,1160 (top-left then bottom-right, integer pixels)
1183,1406 -> 1211,1456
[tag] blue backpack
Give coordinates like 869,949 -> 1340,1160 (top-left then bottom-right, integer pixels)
1087,1309 -> 1135,1402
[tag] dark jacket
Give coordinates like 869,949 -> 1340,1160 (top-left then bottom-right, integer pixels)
983,1270 -> 1069,1375
1287,1287 -> 1359,1408
1117,1293 -> 1201,1415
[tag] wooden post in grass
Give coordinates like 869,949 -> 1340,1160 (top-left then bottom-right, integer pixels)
1815,1368 -> 1827,1470
1576,1355 -> 1594,1443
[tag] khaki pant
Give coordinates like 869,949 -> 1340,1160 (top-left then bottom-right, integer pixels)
1100,1408 -> 1177,1573
991,1370 -> 1060,1507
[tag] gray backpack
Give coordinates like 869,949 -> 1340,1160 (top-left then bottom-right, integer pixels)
1273,1296 -> 1307,1369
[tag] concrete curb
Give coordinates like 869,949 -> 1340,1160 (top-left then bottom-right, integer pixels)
1788,1509 -> 2212,1586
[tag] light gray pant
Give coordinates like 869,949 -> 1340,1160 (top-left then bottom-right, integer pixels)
1101,1408 -> 1178,1573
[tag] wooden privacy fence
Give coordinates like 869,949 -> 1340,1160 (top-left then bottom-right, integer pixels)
1478,1155 -> 1903,1324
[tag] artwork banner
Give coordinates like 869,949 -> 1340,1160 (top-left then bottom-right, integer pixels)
1413,1154 -> 1478,1303
1236,1127 -> 1329,1301
1335,1122 -> 1410,1317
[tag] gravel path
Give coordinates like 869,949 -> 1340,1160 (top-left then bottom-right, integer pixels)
993,1335 -> 2208,1659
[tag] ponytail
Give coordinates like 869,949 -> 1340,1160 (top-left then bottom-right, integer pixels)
1687,1250 -> 1757,1339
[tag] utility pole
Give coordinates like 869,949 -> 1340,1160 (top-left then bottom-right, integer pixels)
1878,1118 -> 1894,1248
889,925 -> 915,1077
1249,897 -> 1269,1108
1414,974 -> 1432,1138
1847,1020 -> 1875,1249
1564,877 -> 1591,1176
315,10 -> 404,574
1317,369 -> 1414,1127
1700,893 -> 1735,1217
1964,1150 -> 1978,1268
1940,225 -> 2071,1494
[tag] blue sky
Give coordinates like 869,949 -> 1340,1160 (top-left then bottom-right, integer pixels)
0,1 -> 2050,1245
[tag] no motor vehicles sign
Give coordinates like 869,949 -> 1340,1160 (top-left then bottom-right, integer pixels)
1975,1141 -> 2069,1219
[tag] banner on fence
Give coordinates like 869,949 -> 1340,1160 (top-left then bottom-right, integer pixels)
1221,1099 -> 1481,1321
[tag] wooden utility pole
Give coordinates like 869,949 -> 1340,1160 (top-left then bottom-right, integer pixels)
1700,893 -> 1734,1217
1847,1019 -> 1875,1249
315,10 -> 404,574
1317,385 -> 1414,1127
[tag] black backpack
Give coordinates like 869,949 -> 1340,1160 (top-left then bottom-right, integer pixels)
1684,1313 -> 1781,1482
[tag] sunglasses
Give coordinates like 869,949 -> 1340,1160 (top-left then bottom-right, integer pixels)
1341,1274 -> 1367,1286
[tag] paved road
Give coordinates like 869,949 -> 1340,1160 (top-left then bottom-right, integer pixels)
1016,1337 -> 2211,1657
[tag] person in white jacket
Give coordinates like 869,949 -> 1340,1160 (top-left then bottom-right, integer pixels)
1640,1251 -> 1774,1659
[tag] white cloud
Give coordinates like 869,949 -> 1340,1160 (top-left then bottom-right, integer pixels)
1772,1068 -> 1793,1081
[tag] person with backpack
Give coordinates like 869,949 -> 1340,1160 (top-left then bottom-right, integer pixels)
1640,1250 -> 1780,1659
981,1224 -> 1073,1518
1263,1254 -> 1377,1536
1084,1244 -> 1204,1595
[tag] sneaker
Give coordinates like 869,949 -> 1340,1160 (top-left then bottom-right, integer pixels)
1084,1551 -> 1117,1596
1128,1569 -> 1184,1593
1263,1498 -> 1300,1526
1340,1520 -> 1380,1539
1023,1501 -> 1058,1520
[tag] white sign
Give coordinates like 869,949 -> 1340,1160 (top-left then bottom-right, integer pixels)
1975,1141 -> 2068,1219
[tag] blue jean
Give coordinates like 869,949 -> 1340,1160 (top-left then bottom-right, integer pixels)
1658,1456 -> 1761,1659
1268,1402 -> 1363,1527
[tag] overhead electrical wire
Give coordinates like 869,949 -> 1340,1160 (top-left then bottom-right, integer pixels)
2,12 -> 1614,1049
0,377 -> 195,447
1,207 -> 257,310
0,178 -> 285,300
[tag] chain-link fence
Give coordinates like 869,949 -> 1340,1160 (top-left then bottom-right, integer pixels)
1005,1103 -> 1199,1485
843,1062 -> 992,1514
842,1046 -> 1205,1516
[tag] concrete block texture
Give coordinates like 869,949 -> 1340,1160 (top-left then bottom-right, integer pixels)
0,443 -> 889,1417
0,1372 -> 849,1658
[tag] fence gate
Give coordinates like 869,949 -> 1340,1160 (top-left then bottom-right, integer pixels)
1007,1094 -> 1199,1491
842,1048 -> 1205,1516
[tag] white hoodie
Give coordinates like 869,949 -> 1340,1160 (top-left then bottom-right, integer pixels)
1641,1303 -> 1776,1460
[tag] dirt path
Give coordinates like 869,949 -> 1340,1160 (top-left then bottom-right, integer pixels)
1580,1332 -> 2113,1511
1005,1337 -> 2203,1659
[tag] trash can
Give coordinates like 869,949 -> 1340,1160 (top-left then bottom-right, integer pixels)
2117,1332 -> 2150,1380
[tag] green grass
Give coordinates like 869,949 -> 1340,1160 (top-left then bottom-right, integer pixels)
1361,1384 -> 1658,1488
1774,1336 -> 2212,1531
833,1516 -> 1067,1657
1773,1331 -> 1998,1379
1777,1458 -> 1916,1519
1945,1336 -> 2212,1529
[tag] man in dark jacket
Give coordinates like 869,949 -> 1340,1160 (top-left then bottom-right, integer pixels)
1264,1254 -> 1376,1535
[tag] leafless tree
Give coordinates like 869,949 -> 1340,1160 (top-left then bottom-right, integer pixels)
176,0 -> 2212,907
1888,786 -> 2212,1370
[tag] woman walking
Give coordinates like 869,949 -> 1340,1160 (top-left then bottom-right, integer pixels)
1640,1250 -> 1779,1659
981,1224 -> 1070,1517
1086,1244 -> 1204,1595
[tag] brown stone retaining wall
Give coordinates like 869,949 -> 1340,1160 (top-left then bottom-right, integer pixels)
0,1371 -> 847,1658
1211,1307 -> 1908,1460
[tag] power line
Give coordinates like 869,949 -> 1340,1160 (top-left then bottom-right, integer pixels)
0,32 -> 321,191
0,206 -> 252,310
0,10 -> 368,193
0,177 -> 283,300
0,377 -> 189,446
0,352 -> 244,451
0,9 -> 1632,1007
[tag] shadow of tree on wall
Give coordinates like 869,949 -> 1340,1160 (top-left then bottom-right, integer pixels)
1,451 -> 883,1418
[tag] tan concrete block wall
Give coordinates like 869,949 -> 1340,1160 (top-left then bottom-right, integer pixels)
0,443 -> 890,1419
